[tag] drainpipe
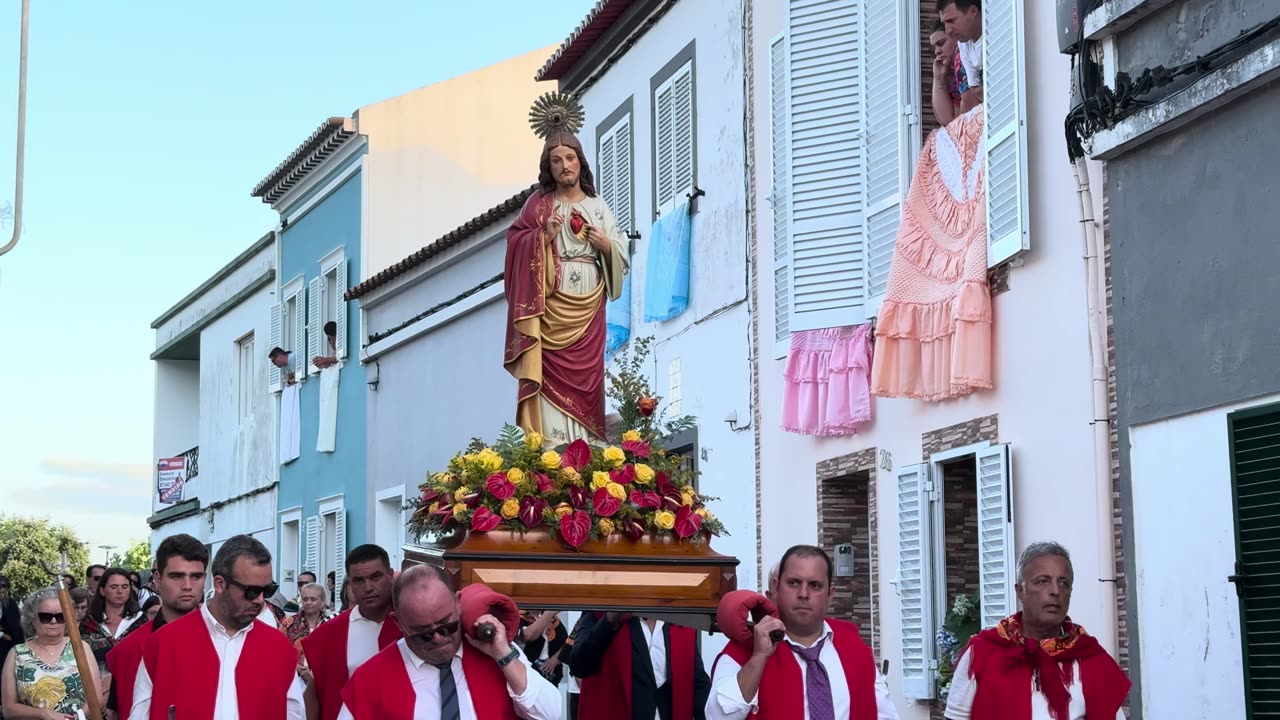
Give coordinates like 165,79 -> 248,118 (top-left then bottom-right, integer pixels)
0,0 -> 29,258
1073,154 -> 1118,656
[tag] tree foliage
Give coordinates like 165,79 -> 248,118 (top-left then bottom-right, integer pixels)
108,539 -> 152,573
0,515 -> 90,599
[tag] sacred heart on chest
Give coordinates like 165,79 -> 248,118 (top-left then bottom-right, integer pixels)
569,209 -> 589,240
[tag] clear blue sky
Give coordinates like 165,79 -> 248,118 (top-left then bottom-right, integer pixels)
0,1 -> 595,558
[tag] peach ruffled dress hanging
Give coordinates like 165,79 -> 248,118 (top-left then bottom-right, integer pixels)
871,108 -> 993,400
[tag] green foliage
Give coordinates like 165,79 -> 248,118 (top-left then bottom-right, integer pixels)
604,336 -> 697,442
0,515 -> 90,598
493,425 -> 527,457
108,539 -> 153,573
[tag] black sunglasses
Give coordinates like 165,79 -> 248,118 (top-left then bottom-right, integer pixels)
37,612 -> 65,625
408,619 -> 460,644
90,575 -> 103,582
222,577 -> 279,601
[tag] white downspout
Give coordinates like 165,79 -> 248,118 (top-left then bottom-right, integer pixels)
0,0 -> 29,258
1074,155 -> 1118,655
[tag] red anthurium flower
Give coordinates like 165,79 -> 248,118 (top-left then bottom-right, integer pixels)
621,440 -> 651,458
623,518 -> 647,542
485,472 -> 516,500
662,489 -> 684,511
568,484 -> 588,508
610,465 -> 636,485
562,439 -> 592,471
461,491 -> 482,509
674,505 -> 702,539
519,497 -> 547,528
421,489 -> 442,505
471,507 -> 502,532
560,510 -> 591,549
656,473 -> 675,495
592,487 -> 621,517
630,490 -> 663,509
533,472 -> 555,493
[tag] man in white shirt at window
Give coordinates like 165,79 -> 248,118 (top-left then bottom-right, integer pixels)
270,346 -> 297,385
131,534 -> 305,720
707,545 -> 900,720
938,0 -> 983,111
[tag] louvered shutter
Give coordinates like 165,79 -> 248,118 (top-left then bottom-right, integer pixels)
770,34 -> 791,358
862,0 -> 918,313
293,286 -> 308,380
977,444 -> 1015,628
268,302 -> 282,392
672,65 -> 694,201
307,277 -> 322,376
655,83 -> 675,210
599,116 -> 633,236
335,258 -> 348,360
1230,405 -> 1280,716
983,0 -> 1030,267
786,0 -> 867,332
897,463 -> 936,700
599,127 -> 618,220
333,509 -> 347,598
305,516 -> 320,575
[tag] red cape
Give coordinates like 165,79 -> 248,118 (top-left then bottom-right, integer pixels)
577,617 -> 697,720
340,640 -> 519,720
300,608 -> 402,720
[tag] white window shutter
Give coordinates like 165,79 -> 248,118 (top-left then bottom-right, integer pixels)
984,0 -> 1030,267
294,287 -> 308,380
268,302 -> 282,392
786,0 -> 868,332
673,64 -> 695,200
333,509 -> 347,597
614,118 -> 633,234
305,516 -> 320,575
655,84 -> 675,209
976,443 -> 1015,628
335,258 -> 348,360
600,127 -> 617,219
897,463 -> 936,700
862,0 -> 918,314
307,277 -> 322,375
770,34 -> 791,358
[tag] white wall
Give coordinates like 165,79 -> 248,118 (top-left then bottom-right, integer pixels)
153,243 -> 274,350
751,2 -> 1111,716
1129,396 -> 1268,719
152,359 -> 199,512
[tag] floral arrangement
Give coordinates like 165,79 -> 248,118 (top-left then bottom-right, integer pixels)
935,592 -> 981,698
407,337 -> 725,550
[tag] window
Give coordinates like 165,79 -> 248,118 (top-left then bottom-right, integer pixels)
597,105 -> 634,239
769,34 -> 791,358
270,277 -> 306,391
320,247 -> 349,362
311,495 -> 347,605
982,0 -> 1031,267
896,443 -> 1013,701
668,357 -> 682,416
279,512 -> 301,589
376,487 -> 408,572
652,43 -> 696,217
237,332 -> 255,422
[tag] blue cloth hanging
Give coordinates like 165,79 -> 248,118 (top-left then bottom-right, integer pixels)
642,202 -> 692,322
605,272 -> 632,355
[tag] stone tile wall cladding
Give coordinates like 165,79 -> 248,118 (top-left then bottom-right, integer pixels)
816,448 -> 878,651
1102,164 -> 1129,675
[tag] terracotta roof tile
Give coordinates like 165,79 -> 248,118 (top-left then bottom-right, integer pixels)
536,0 -> 636,81
252,117 -> 358,205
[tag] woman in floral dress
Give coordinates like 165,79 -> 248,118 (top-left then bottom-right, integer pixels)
1,587 -> 101,719
279,583 -> 331,684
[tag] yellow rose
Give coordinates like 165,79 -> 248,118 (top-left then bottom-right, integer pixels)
456,486 -> 471,497
695,508 -> 708,518
654,510 -> 676,530
452,503 -> 467,517
602,446 -> 626,467
622,429 -> 642,443
560,467 -> 582,485
541,451 -> 562,471
554,503 -> 574,519
591,471 -> 611,491
507,468 -> 525,484
428,501 -> 440,514
682,491 -> 695,507
476,448 -> 504,473
633,464 -> 655,483
501,498 -> 520,519
597,518 -> 616,536
606,482 -> 627,501
526,431 -> 545,449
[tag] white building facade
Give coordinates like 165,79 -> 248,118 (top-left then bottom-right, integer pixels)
149,232 -> 279,566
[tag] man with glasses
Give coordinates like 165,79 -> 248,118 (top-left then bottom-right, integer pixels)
130,534 -> 303,719
104,533 -> 208,720
302,544 -> 403,720
337,565 -> 561,719
86,564 -> 106,596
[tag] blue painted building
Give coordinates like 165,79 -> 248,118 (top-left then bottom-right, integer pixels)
252,117 -> 367,600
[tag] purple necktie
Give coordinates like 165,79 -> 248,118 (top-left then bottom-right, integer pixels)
793,639 -> 836,720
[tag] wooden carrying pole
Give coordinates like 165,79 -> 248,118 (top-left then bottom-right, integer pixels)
56,577 -> 103,720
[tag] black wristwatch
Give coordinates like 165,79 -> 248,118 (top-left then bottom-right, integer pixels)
497,647 -> 521,668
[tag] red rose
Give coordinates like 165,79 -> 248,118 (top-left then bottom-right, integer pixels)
562,439 -> 592,471
471,507 -> 502,532
568,484 -> 588,508
610,465 -> 636,485
592,487 -> 621,517
621,440 -> 651,458
637,397 -> 658,416
674,505 -> 702,539
629,490 -> 663,509
560,510 -> 591,549
485,472 -> 516,500
623,518 -> 647,542
519,497 -> 547,528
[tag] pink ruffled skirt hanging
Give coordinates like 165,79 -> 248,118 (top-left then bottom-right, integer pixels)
782,324 -> 873,436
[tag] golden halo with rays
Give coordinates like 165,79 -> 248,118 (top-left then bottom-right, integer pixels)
528,91 -> 585,139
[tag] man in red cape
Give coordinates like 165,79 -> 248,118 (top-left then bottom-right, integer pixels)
104,533 -> 207,718
337,566 -> 561,719
504,129 -> 627,445
944,542 -> 1130,720
569,611 -> 710,720
131,534 -> 303,720
708,545 -> 900,719
301,544 -> 401,720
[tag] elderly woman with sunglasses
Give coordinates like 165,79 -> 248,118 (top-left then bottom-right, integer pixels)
1,587 -> 102,720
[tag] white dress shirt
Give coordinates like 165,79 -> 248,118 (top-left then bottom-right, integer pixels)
705,623 -> 900,720
958,39 -> 982,87
336,639 -> 561,720
346,605 -> 386,675
639,619 -> 668,720
112,613 -> 144,640
943,652 -> 1127,720
130,604 -> 306,720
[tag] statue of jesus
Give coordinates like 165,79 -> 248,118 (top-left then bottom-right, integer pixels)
504,116 -> 629,444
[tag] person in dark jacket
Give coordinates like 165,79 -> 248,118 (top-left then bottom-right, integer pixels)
0,575 -> 25,707
518,611 -> 568,685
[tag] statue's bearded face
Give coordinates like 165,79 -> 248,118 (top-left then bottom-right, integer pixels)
548,144 -> 581,190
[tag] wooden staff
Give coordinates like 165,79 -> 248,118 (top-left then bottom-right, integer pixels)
56,577 -> 103,720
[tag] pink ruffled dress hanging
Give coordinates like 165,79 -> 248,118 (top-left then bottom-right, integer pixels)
782,324 -> 873,436
871,108 -> 992,400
